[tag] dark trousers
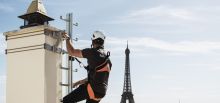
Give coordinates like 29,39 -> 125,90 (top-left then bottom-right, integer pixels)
63,84 -> 101,103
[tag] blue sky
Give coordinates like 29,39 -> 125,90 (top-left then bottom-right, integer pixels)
1,0 -> 220,103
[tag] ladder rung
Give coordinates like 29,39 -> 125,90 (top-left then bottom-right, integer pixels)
69,56 -> 75,61
60,82 -> 69,86
60,67 -> 69,70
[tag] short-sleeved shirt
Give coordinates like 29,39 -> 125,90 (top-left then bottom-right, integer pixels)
82,47 -> 112,95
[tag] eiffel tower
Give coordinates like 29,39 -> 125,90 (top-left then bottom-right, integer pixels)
120,42 -> 135,103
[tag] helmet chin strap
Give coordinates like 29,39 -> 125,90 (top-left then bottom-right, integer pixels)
91,40 -> 104,49
91,44 -> 104,49
91,44 -> 93,48
91,41 -> 95,48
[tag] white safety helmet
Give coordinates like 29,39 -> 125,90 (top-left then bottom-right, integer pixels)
92,31 -> 105,41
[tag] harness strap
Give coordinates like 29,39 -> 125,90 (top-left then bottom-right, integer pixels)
75,57 -> 86,68
87,83 -> 102,101
96,60 -> 107,69
86,51 -> 111,101
97,63 -> 110,72
95,58 -> 111,72
105,51 -> 110,59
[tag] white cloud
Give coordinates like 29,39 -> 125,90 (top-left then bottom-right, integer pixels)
127,6 -> 195,20
107,37 -> 220,54
168,87 -> 186,91
71,36 -> 220,56
110,6 -> 197,25
0,33 -> 6,55
150,74 -> 173,80
110,5 -> 220,26
184,63 -> 220,71
0,3 -> 14,12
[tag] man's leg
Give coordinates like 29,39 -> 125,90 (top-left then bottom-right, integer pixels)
63,84 -> 88,103
86,85 -> 104,103
86,99 -> 100,103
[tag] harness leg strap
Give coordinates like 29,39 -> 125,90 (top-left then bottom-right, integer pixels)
87,84 -> 102,101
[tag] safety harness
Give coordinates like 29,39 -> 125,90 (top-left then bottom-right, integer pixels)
74,48 -> 111,101
87,51 -> 110,101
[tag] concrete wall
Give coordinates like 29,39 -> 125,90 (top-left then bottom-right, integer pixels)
4,25 -> 62,103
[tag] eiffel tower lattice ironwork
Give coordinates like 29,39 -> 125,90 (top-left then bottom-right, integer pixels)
120,42 -> 135,103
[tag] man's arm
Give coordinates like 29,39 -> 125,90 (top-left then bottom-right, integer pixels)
62,32 -> 83,58
66,38 -> 83,58
80,78 -> 88,83
72,78 -> 88,88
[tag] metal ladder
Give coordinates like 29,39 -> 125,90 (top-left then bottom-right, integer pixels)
59,13 -> 78,102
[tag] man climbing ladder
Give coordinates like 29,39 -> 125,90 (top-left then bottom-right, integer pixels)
62,31 -> 112,103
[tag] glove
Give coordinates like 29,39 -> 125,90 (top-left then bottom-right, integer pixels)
62,32 -> 70,40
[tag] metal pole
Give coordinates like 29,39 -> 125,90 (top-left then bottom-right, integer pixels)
60,13 -> 78,94
67,13 -> 73,93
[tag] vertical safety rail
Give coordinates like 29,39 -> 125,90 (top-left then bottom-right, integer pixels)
60,13 -> 78,102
